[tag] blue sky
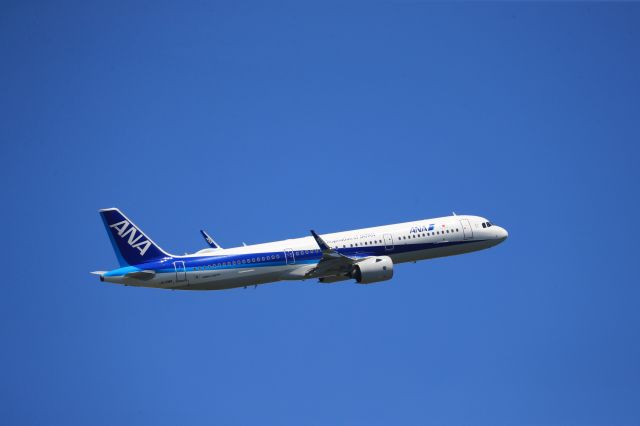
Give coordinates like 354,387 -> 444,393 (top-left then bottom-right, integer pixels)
1,1 -> 639,425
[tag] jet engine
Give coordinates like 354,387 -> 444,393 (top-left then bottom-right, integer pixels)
351,256 -> 394,284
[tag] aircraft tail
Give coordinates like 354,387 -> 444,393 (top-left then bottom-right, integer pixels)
99,208 -> 172,266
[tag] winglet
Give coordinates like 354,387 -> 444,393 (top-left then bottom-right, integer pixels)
200,229 -> 222,249
310,230 -> 331,252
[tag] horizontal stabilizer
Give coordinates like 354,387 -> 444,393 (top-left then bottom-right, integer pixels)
90,271 -> 106,275
200,229 -> 222,249
125,270 -> 156,280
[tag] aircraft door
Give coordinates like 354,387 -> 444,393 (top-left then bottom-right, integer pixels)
383,233 -> 394,250
284,249 -> 295,265
460,219 -> 473,240
174,261 -> 187,283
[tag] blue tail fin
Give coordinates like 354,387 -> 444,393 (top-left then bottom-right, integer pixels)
99,208 -> 171,266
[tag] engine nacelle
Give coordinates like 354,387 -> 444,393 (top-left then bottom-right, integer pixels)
352,256 -> 394,284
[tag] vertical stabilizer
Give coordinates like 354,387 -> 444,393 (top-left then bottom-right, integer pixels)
99,208 -> 171,266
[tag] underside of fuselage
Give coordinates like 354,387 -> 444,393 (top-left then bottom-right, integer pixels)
101,238 -> 501,291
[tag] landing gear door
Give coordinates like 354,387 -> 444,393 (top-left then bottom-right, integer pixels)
460,219 -> 473,240
284,249 -> 295,265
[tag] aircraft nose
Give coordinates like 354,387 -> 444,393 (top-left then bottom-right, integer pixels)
495,226 -> 508,242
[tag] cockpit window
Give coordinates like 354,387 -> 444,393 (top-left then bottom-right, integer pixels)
482,222 -> 486,228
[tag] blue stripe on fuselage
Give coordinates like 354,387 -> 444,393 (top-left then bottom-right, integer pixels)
104,239 -> 486,277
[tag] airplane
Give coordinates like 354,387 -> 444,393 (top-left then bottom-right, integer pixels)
92,208 -> 508,291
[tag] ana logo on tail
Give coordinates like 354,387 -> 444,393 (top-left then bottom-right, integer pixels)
109,220 -> 152,256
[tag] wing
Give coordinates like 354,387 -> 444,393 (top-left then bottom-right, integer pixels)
306,230 -> 364,278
